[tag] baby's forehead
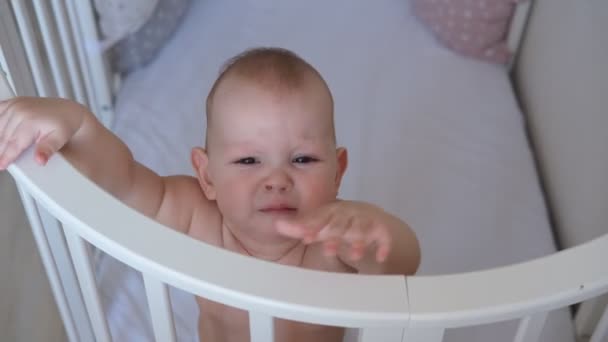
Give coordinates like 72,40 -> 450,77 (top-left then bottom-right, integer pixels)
209,76 -> 333,124
205,97 -> 336,149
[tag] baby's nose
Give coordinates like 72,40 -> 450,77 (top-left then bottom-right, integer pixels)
264,170 -> 293,192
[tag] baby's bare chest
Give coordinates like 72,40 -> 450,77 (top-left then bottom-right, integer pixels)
188,217 -> 352,341
191,241 -> 350,341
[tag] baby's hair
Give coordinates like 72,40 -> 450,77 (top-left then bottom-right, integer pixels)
205,47 -> 333,132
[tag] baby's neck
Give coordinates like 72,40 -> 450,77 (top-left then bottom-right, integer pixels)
221,222 -> 305,264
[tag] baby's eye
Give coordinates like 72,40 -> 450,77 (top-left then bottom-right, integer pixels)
292,156 -> 319,164
234,157 -> 258,165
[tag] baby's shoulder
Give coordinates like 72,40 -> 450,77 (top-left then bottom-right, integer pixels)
165,175 -> 222,245
155,175 -> 220,240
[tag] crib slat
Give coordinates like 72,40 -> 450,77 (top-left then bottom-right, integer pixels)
143,274 -> 177,342
590,304 -> 608,342
14,184 -> 79,342
404,327 -> 445,342
11,0 -> 54,97
69,0 -> 114,127
50,0 -> 87,104
513,312 -> 548,342
358,327 -> 405,342
37,207 -> 96,342
32,0 -> 71,99
249,312 -> 275,342
575,296 -> 608,340
64,0 -> 97,111
0,0 -> 37,97
64,228 -> 112,342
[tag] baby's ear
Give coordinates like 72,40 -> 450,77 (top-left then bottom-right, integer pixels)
191,147 -> 216,200
335,147 -> 348,189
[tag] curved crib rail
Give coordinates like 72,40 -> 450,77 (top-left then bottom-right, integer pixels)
7,150 -> 409,341
7,150 -> 608,342
408,235 -> 608,327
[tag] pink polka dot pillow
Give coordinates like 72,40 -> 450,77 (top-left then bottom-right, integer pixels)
412,0 -> 524,64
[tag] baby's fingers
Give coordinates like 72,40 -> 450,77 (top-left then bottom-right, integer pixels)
0,99 -> 17,126
316,216 -> 350,256
275,220 -> 307,239
369,227 -> 392,263
375,242 -> 390,263
275,213 -> 330,242
0,107 -> 20,153
343,221 -> 392,262
341,220 -> 370,260
0,123 -> 37,169
35,130 -> 63,165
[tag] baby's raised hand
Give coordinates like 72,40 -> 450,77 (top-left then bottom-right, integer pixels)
276,200 -> 393,263
0,97 -> 86,170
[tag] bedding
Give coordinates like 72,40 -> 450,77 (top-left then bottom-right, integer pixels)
95,0 -> 575,341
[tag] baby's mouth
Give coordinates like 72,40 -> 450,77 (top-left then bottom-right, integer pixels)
259,205 -> 297,214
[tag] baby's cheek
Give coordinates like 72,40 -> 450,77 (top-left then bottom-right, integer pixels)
303,177 -> 339,204
216,182 -> 247,213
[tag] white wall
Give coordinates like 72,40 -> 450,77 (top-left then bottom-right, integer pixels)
0,171 -> 66,341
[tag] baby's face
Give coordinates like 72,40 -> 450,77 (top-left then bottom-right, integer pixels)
197,79 -> 346,236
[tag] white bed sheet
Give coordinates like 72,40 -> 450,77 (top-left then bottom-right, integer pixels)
96,0 -> 575,341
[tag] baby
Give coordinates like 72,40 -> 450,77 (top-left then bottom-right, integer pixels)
0,47 -> 420,342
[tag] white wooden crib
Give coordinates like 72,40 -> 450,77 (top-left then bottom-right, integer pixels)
1,0 -> 607,341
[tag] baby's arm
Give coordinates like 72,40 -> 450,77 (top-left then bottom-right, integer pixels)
276,200 -> 420,275
0,97 -> 195,233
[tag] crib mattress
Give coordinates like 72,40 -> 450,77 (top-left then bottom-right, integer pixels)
96,0 -> 574,341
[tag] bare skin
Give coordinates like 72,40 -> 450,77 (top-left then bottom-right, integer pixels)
0,75 -> 420,342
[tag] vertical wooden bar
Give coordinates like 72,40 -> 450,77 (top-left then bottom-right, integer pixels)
50,0 -> 87,104
576,296 -> 608,341
37,207 -> 96,342
143,274 -> 177,342
10,0 -> 54,97
0,0 -> 37,97
51,0 -> 87,104
14,184 -> 79,342
513,312 -> 548,342
404,327 -> 445,342
249,312 -> 275,342
69,0 -> 115,127
358,327 -> 405,342
64,227 -> 112,342
32,0 -> 72,99
590,304 -> 608,342
64,0 -> 97,111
